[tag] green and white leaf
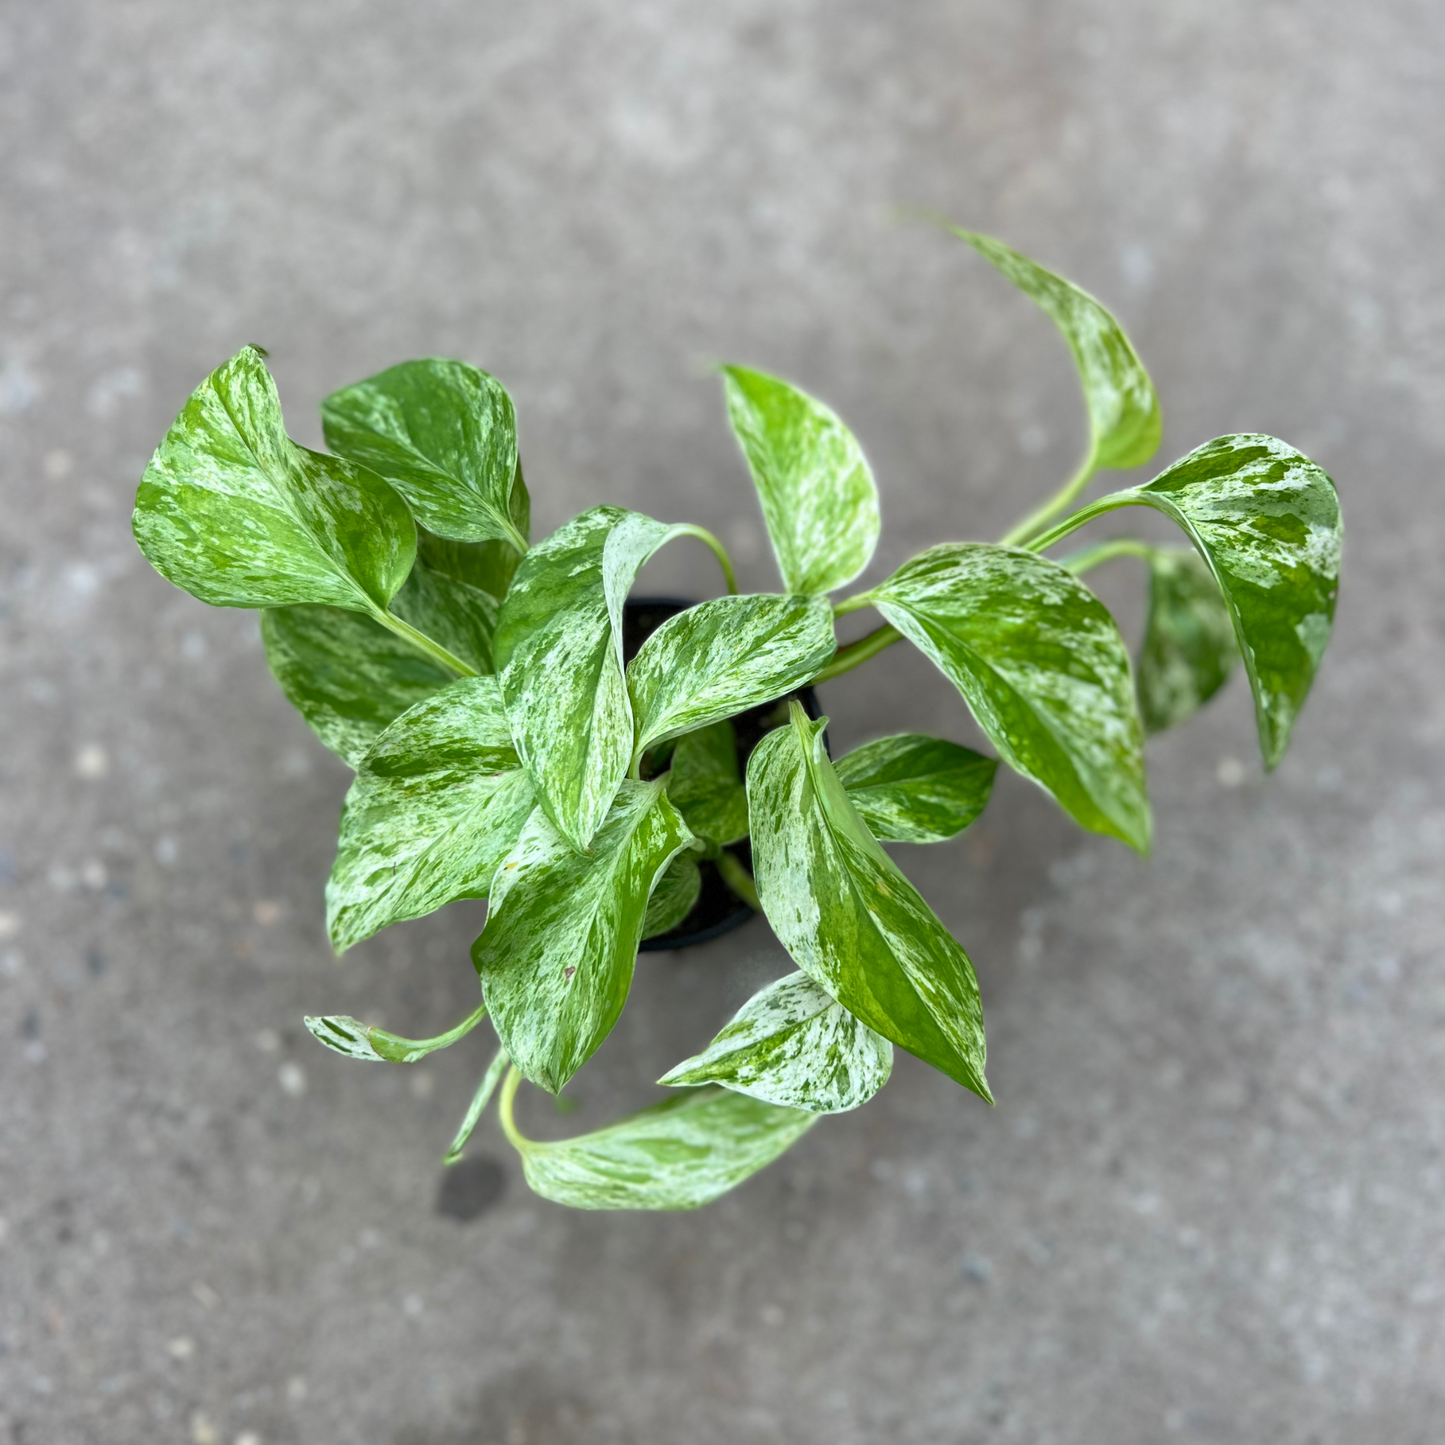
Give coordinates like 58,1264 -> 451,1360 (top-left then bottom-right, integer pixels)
642,851 -> 702,939
494,507 -> 703,851
660,970 -> 892,1113
628,593 -> 836,763
747,705 -> 991,1100
834,733 -> 998,843
1136,547 -> 1238,735
505,1080 -> 816,1210
722,366 -> 880,596
416,490 -> 530,601
666,721 -> 750,846
260,604 -> 453,767
326,676 -> 534,951
321,358 -> 527,549
1120,435 -> 1341,767
304,1001 -> 488,1064
473,780 -> 693,1093
871,543 -> 1149,852
953,229 -> 1160,472
134,345 -> 415,612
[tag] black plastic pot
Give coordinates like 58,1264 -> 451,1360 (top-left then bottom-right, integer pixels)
625,598 -> 825,952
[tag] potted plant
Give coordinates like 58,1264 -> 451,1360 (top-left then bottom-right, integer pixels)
131,228 -> 1343,1210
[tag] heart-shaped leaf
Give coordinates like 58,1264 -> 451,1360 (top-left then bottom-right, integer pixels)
660,970 -> 892,1113
871,543 -> 1149,852
628,594 -> 835,764
1129,435 -> 1340,766
642,852 -> 703,939
473,779 -> 693,1093
834,733 -> 998,843
494,508 -> 711,851
747,704 -> 990,1100
1136,547 -> 1238,735
953,229 -> 1160,473
326,676 -> 535,951
321,358 -> 528,549
722,366 -> 879,596
501,1074 -> 816,1210
134,346 -> 415,612
666,721 -> 750,846
304,1001 -> 488,1064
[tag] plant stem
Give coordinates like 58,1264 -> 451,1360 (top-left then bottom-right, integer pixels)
811,623 -> 902,684
1019,489 -> 1140,554
444,1041 -> 511,1164
1060,537 -> 1156,575
998,450 -> 1099,548
832,590 -> 875,618
376,608 -> 478,677
671,525 -> 738,595
715,850 -> 761,913
496,1064 -> 528,1152
502,518 -> 531,557
369,1000 -> 489,1064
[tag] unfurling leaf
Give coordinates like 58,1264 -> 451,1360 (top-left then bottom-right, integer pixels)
493,507 -> 707,851
321,358 -> 528,549
834,733 -> 997,843
1125,435 -> 1341,767
304,1001 -> 488,1064
1137,548 -> 1238,735
748,705 -> 990,1100
953,229 -> 1160,473
503,1075 -> 816,1210
666,721 -> 750,846
628,593 -> 835,762
134,346 -> 415,612
642,852 -> 703,938
473,780 -> 693,1093
871,543 -> 1149,852
660,970 -> 892,1113
722,366 -> 880,596
326,676 -> 534,950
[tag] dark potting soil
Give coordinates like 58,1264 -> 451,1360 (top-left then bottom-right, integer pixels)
624,598 -> 825,952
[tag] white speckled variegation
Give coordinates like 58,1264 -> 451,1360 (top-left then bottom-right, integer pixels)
722,366 -> 879,596
512,1085 -> 816,1210
628,593 -> 836,764
665,720 -> 751,846
1136,548 -> 1238,736
955,230 -> 1161,473
660,970 -> 892,1113
872,543 -> 1150,853
473,779 -> 693,1093
325,675 -> 534,952
493,507 -> 700,851
747,705 -> 990,1101
133,346 -> 416,613
834,733 -> 998,844
642,850 -> 703,939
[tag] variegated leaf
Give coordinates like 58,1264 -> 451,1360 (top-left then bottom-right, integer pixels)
494,507 -> 704,851
747,704 -> 990,1100
666,721 -> 750,846
473,780 -> 693,1093
953,229 -> 1160,472
642,851 -> 703,939
133,346 -> 415,612
1137,547 -> 1238,735
834,733 -> 997,843
871,543 -> 1150,852
505,1078 -> 816,1210
660,970 -> 892,1113
326,676 -> 534,951
304,1001 -> 488,1064
628,593 -> 835,764
722,366 -> 879,596
321,358 -> 528,549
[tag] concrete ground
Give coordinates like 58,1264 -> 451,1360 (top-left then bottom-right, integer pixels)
3,2 -> 1443,1441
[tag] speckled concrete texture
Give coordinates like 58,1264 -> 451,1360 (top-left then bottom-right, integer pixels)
2,3 -> 1442,1441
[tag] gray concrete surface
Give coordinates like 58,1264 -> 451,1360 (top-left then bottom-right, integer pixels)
3,2 -> 1443,1441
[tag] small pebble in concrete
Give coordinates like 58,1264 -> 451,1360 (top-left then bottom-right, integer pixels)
73,743 -> 108,778
277,1062 -> 307,1097
168,1336 -> 195,1360
1216,756 -> 1246,788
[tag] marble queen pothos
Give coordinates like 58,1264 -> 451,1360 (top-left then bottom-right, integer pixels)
131,227 -> 1343,1210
